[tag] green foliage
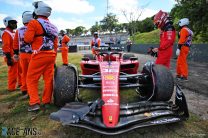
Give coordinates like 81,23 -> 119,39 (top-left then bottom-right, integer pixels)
65,29 -> 75,36
133,0 -> 208,44
114,24 -> 125,33
122,17 -> 155,37
64,26 -> 86,36
100,13 -> 118,33
90,22 -> 100,34
170,0 -> 208,43
134,17 -> 155,33
139,17 -> 155,33
90,14 -> 123,34
74,26 -> 86,36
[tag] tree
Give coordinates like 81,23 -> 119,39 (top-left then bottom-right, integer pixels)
114,24 -> 125,33
121,9 -> 143,42
170,0 -> 208,43
100,13 -> 118,33
139,17 -> 155,33
74,26 -> 86,36
120,1 -> 151,42
90,21 -> 100,34
65,29 -> 74,36
83,29 -> 88,35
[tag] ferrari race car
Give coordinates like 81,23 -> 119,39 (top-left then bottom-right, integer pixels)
50,45 -> 189,135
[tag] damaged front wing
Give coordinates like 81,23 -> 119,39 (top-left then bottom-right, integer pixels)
50,85 -> 189,135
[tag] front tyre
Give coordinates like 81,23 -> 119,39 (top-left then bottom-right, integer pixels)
140,64 -> 174,101
53,65 -> 78,107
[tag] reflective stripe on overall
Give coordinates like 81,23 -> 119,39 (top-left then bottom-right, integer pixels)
3,30 -> 15,39
179,27 -> 193,47
92,38 -> 101,47
18,26 -> 32,53
2,29 -> 20,90
2,30 -> 15,56
33,18 -> 58,54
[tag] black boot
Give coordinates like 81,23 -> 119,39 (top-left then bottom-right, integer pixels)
22,91 -> 27,95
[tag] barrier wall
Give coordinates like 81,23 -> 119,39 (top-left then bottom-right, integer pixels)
123,44 -> 208,63
68,45 -> 77,52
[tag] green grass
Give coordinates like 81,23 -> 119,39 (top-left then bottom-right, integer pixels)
132,29 -> 180,44
132,29 -> 160,44
0,53 -> 208,138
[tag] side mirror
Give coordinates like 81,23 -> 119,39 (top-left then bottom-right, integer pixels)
130,57 -> 138,61
82,57 -> 89,61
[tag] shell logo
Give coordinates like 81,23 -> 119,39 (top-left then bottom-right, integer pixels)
104,75 -> 115,80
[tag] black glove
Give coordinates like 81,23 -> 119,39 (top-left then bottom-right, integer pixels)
7,59 -> 13,66
5,53 -> 13,66
14,49 -> 19,55
95,43 -> 98,47
147,47 -> 157,57
147,47 -> 154,54
177,44 -> 182,50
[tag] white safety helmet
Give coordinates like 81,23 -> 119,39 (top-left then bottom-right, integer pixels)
94,32 -> 98,35
59,30 -> 65,36
178,18 -> 189,27
22,11 -> 33,24
3,16 -> 17,27
33,1 -> 52,17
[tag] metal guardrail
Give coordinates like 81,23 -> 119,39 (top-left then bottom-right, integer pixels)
77,45 -> 91,51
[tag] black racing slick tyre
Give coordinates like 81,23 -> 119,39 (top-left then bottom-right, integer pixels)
54,65 -> 78,107
152,65 -> 174,101
83,54 -> 94,60
141,64 -> 174,101
123,53 -> 135,60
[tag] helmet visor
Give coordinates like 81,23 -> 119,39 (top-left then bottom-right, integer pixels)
9,20 -> 17,24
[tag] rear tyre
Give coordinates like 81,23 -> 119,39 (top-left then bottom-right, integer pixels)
123,53 -> 135,60
139,64 -> 174,101
83,54 -> 94,60
54,65 -> 78,107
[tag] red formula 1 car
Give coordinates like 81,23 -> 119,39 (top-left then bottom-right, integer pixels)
50,45 -> 189,135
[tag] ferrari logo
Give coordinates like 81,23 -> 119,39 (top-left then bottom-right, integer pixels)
144,112 -> 151,117
107,98 -> 114,103
104,75 -> 115,80
109,116 -> 113,122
